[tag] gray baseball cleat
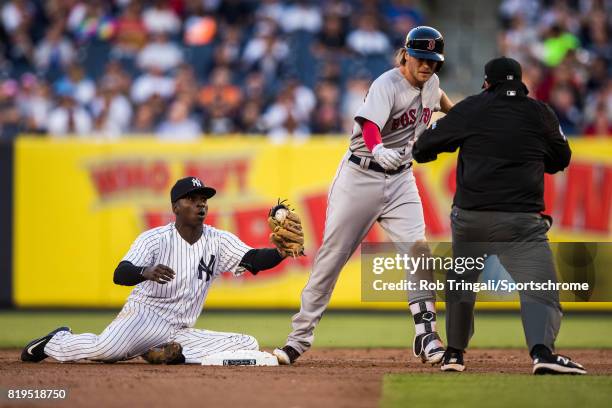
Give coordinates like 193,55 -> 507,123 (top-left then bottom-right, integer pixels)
21,326 -> 72,363
413,332 -> 445,364
273,345 -> 301,365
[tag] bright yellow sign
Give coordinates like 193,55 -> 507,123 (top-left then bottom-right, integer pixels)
13,137 -> 612,310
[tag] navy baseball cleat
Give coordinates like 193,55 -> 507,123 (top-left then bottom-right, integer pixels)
141,342 -> 185,364
413,332 -> 445,364
440,348 -> 465,372
273,345 -> 300,365
532,353 -> 586,375
21,327 -> 71,363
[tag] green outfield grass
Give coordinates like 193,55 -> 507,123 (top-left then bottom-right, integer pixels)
381,374 -> 612,408
0,311 -> 611,349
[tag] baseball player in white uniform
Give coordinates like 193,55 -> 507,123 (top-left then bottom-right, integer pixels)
274,26 -> 454,365
21,177 -> 295,365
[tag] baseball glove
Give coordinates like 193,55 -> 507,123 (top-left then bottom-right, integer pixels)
268,199 -> 305,258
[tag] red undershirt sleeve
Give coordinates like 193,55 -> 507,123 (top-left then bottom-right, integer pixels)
362,119 -> 383,152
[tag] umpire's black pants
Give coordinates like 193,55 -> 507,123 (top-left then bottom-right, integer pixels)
446,206 -> 562,353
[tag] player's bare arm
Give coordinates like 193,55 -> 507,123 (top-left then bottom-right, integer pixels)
440,90 -> 454,113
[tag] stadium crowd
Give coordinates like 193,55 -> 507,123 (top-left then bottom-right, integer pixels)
0,0 -> 609,140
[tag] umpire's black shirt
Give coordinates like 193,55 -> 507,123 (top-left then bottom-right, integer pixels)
413,81 -> 571,213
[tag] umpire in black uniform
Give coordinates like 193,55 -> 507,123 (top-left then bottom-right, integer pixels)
413,57 -> 586,375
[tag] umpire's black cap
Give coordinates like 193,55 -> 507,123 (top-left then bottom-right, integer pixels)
482,56 -> 523,88
171,176 -> 216,203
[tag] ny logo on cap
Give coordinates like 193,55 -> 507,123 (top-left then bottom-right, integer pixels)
192,178 -> 202,187
427,39 -> 435,50
506,75 -> 514,80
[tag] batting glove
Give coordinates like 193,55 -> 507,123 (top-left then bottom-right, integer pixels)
372,144 -> 402,171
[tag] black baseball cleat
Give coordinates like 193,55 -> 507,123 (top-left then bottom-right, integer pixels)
273,345 -> 301,365
21,326 -> 71,363
440,348 -> 465,372
141,342 -> 186,365
532,353 -> 586,375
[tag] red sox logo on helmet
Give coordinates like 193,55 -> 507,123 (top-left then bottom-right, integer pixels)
427,40 -> 435,50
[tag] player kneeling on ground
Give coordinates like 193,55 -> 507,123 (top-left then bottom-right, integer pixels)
21,177 -> 304,365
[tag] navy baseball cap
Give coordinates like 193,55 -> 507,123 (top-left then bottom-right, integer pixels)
171,176 -> 216,203
482,56 -> 522,88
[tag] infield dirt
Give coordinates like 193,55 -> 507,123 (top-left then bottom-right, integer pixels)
1,349 -> 610,408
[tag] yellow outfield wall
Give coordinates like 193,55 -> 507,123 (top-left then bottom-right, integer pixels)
13,136 -> 612,310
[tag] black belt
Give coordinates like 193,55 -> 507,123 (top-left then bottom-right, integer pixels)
349,154 -> 412,175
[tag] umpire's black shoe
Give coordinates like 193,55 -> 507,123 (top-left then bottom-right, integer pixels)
440,348 -> 465,372
273,345 -> 300,365
532,353 -> 586,375
21,326 -> 71,363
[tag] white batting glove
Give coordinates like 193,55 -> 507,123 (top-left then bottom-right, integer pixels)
372,144 -> 402,171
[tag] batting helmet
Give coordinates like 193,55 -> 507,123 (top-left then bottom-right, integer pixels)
404,26 -> 444,72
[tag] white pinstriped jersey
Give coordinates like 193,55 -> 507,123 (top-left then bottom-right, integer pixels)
350,69 -> 442,159
122,223 -> 252,327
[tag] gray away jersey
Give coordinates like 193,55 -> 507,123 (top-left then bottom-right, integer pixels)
350,68 -> 442,160
122,223 -> 252,327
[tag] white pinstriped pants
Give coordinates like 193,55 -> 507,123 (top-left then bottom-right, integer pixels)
44,302 -> 258,364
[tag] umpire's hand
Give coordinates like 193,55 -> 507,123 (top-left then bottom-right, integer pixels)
142,265 -> 176,284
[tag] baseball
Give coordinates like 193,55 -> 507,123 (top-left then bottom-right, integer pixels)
274,208 -> 288,223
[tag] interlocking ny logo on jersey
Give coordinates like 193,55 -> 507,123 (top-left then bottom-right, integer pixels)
192,178 -> 203,187
198,255 -> 216,281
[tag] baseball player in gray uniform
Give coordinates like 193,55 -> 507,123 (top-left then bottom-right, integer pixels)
21,177 -> 299,365
274,26 -> 454,365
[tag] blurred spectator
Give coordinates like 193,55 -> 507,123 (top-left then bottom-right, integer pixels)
0,79 -> 22,140
131,66 -> 175,104
6,27 -> 35,75
312,15 -> 348,57
91,78 -> 133,137
341,75 -> 370,132
549,84 -> 582,136
540,24 -> 580,67
583,101 -> 612,137
99,59 -> 132,95
312,81 -> 342,134
112,1 -> 148,58
382,0 -> 424,44
236,100 -> 264,134
347,15 -> 391,56
1,0 -> 35,35
260,88 -> 310,141
142,0 -> 181,35
67,1 -> 115,43
279,0 -> 322,33
54,64 -> 96,106
16,74 -> 52,133
34,23 -> 76,74
183,6 -> 217,46
156,100 -> 201,140
174,63 -> 199,106
199,66 -> 242,132
137,32 -> 183,72
498,15 -> 540,63
46,86 -> 93,136
131,102 -> 157,134
242,23 -> 289,80
211,26 -> 242,70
